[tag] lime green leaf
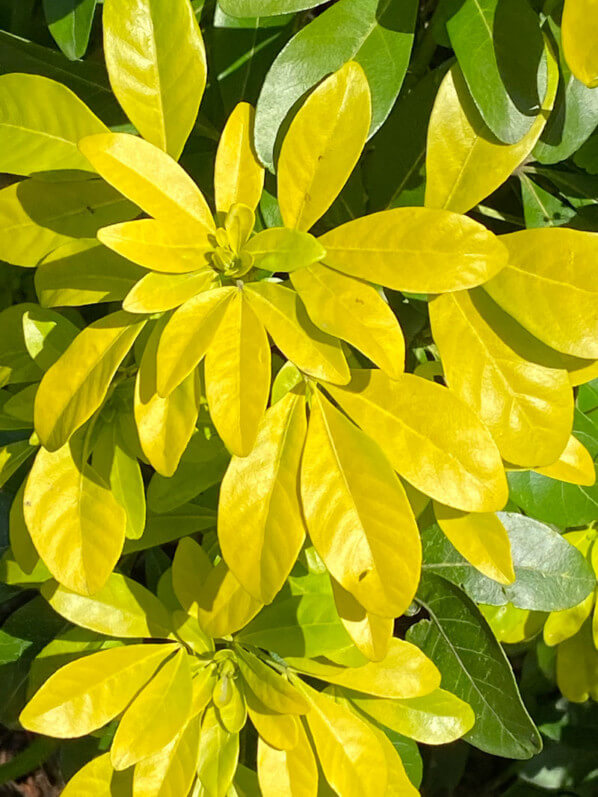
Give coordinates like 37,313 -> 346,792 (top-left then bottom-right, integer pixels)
301,390 -> 421,618
20,643 -> 174,737
0,304 -> 44,387
205,291 -> 271,456
244,228 -> 325,273
0,439 -> 36,487
330,577 -> 392,662
278,61 -> 370,232
43,0 -> 98,61
123,505 -> 216,553
562,0 -> 598,88
351,688 -> 475,745
0,178 -> 137,267
24,444 -> 126,595
42,572 -> 172,639
221,0 -> 324,14
111,647 -> 192,769
319,207 -> 508,293
124,269 -> 217,314
215,102 -> 264,214
425,50 -> 558,214
197,706 -> 240,797
237,647 -> 309,714
157,287 -> 236,396
133,714 -> 201,797
327,370 -> 508,512
0,73 -> 106,175
79,132 -> 214,229
22,307 -> 79,372
135,318 -> 200,477
9,483 -> 39,575
61,753 -> 132,797
292,263 -> 405,378
34,310 -> 145,451
430,288 -> 574,467
556,620 -> 598,702
35,239 -> 144,308
257,722 -> 318,797
484,228 -> 598,359
103,0 -> 207,158
245,281 -> 349,384
219,392 -> 307,603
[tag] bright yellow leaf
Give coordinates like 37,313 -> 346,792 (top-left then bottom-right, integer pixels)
434,502 -> 515,585
205,291 -> 271,456
135,318 -> 200,477
103,0 -> 207,159
219,392 -> 307,603
292,263 -> 405,379
20,643 -> 174,737
111,648 -> 192,769
287,637 -> 440,699
425,45 -> 558,213
99,218 -> 213,273
79,132 -> 214,229
215,102 -> 264,214
544,591 -> 595,647
485,228 -> 598,359
556,620 -> 598,702
562,0 -> 598,88
367,721 -> 419,797
481,603 -> 547,644
301,390 -> 421,618
62,753 -> 131,797
278,61 -> 371,232
330,577 -> 393,662
320,207 -> 507,292
247,700 -> 300,751
133,714 -> 201,797
245,281 -> 349,384
534,435 -> 595,486
236,647 -> 309,715
24,444 -> 126,595
244,228 -> 325,273
157,287 -> 235,396
34,310 -> 145,451
430,289 -> 573,467
257,722 -> 318,797
125,269 -> 216,314
327,370 -> 508,512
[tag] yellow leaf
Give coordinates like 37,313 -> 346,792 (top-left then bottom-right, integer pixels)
100,218 -> 214,273
480,603 -> 546,644
24,444 -> 126,595
327,370 -> 508,512
301,390 -> 421,618
562,0 -> 598,88
367,721 -> 419,797
257,722 -> 318,797
247,698 -> 300,751
278,61 -> 371,232
246,281 -> 349,384
219,392 -> 307,603
42,572 -> 172,639
217,678 -> 247,734
79,132 -> 214,230
125,269 -> 216,315
215,102 -> 264,215
485,228 -> 598,359
299,682 -> 387,797
556,620 -> 598,702
62,753 -> 132,797
133,714 -> 201,797
292,263 -> 405,379
564,357 -> 598,387
172,538 -> 262,638
111,648 -> 192,769
319,207 -> 507,293
103,0 -> 207,158
425,45 -> 558,213
244,228 -> 325,273
34,310 -> 145,451
36,239 -> 145,308
135,319 -> 200,477
0,73 -> 108,176
544,591 -> 595,647
353,688 -> 475,746
205,291 -> 271,456
197,705 -> 240,797
157,287 -> 235,395
236,647 -> 309,714
534,435 -> 595,486
0,178 -> 137,268
430,289 -> 573,467
20,643 -> 174,737
433,503 -> 515,585
287,637 -> 440,699
330,577 -> 393,662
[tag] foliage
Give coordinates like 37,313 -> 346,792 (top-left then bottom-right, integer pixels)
0,0 -> 597,795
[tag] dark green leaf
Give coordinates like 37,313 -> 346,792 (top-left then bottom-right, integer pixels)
519,174 -> 576,228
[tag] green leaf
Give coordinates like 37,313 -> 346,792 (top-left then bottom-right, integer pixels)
0,627 -> 31,665
422,512 -> 596,611
0,439 -> 35,487
0,304 -> 44,387
508,466 -> 598,528
220,0 -> 324,16
22,307 -> 79,372
43,0 -> 98,61
103,0 -> 207,159
446,0 -> 547,143
254,0 -> 418,169
123,504 -> 216,553
407,573 -> 542,759
519,173 -> 576,228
